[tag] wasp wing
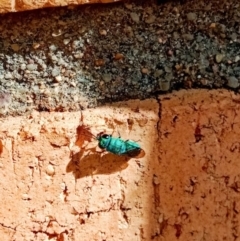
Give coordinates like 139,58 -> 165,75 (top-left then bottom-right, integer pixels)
124,140 -> 145,158
75,125 -> 94,148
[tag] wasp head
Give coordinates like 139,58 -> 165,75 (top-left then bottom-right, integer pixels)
96,132 -> 110,140
97,132 -> 111,149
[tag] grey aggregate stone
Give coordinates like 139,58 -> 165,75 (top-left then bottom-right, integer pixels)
26,64 -> 37,71
52,68 -> 60,77
186,12 -> 197,21
227,76 -> 239,89
130,12 -> 140,23
5,73 -> 13,79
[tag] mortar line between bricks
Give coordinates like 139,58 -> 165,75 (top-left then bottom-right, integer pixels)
155,96 -> 162,142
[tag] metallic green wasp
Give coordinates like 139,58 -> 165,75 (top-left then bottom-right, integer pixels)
96,132 -> 144,157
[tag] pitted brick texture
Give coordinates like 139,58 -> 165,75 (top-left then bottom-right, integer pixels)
1,90 -> 240,240
0,99 -> 159,240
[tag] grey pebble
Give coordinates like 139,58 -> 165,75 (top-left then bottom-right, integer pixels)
41,64 -> 47,69
165,73 -> 173,82
230,32 -> 237,41
130,12 -> 140,23
145,15 -> 156,24
20,64 -> 26,70
182,33 -> 194,41
235,56 -> 240,62
49,44 -> 57,52
63,39 -> 71,45
216,54 -> 224,63
227,76 -> 239,88
52,68 -> 60,77
58,59 -> 66,66
0,92 -> 11,108
102,74 -> 112,82
5,73 -> 13,79
159,80 -> 171,91
187,12 -> 197,21
173,32 -> 180,40
26,64 -> 37,71
50,55 -> 58,62
154,69 -> 163,78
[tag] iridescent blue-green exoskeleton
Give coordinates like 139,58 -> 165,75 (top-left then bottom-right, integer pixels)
96,132 -> 143,157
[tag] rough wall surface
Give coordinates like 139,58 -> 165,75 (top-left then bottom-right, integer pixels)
1,89 -> 240,240
0,98 -> 158,240
0,0 -> 120,13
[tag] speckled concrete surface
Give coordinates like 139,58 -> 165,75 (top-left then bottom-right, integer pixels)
0,0 -> 239,116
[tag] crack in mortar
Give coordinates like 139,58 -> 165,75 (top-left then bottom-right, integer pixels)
153,95 -> 165,238
155,96 -> 162,141
0,222 -> 19,241
0,222 -> 17,231
118,177 -> 131,224
32,229 -> 69,241
30,218 -> 71,240
77,206 -> 117,219
36,155 -> 42,178
74,177 -> 131,225
11,138 -> 16,175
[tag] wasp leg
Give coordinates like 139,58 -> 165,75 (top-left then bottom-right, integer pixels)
82,146 -> 105,158
117,131 -> 121,139
95,149 -> 105,154
108,125 -> 121,138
